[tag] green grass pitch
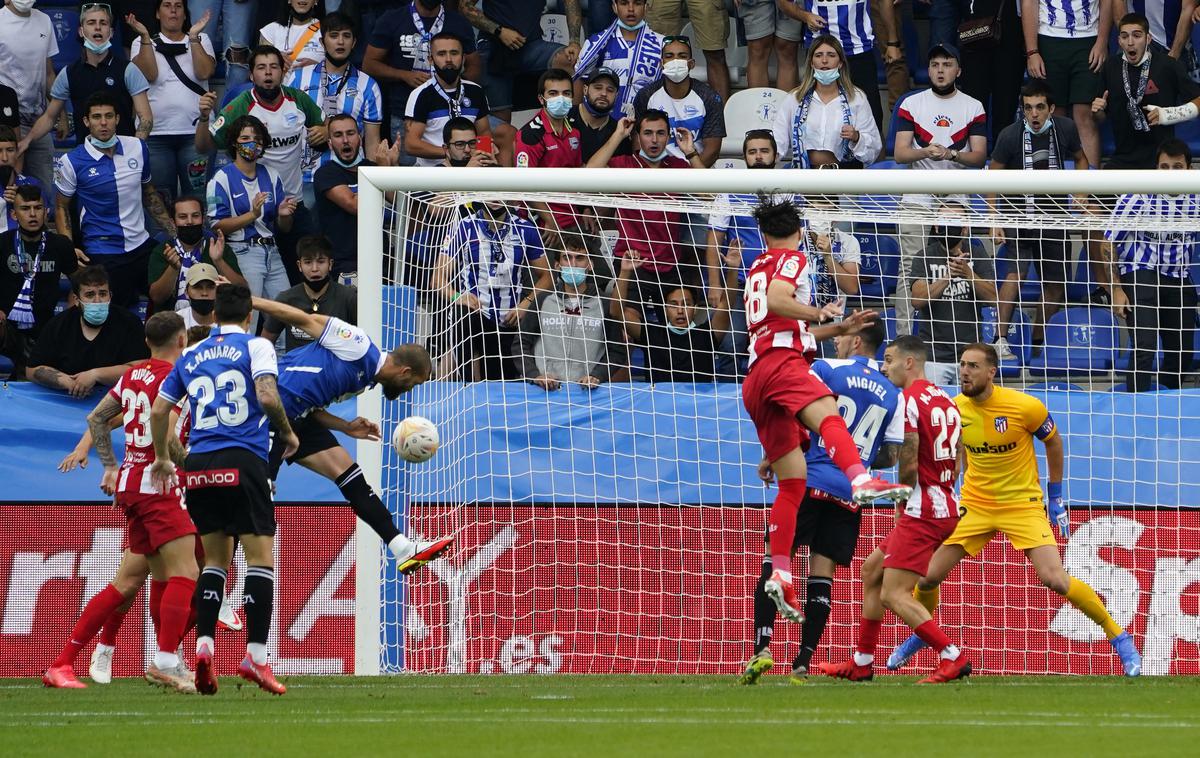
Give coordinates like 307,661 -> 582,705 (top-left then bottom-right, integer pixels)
3,675 -> 1197,756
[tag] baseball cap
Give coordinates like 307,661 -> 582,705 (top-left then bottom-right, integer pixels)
584,66 -> 621,88
186,263 -> 219,287
928,42 -> 960,63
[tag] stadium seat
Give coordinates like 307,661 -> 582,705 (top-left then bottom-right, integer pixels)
1027,307 -> 1119,377
885,90 -> 919,155
1109,380 -> 1166,392
541,14 -> 569,45
1028,381 -> 1085,392
855,231 -> 900,304
980,305 -> 1032,378
720,87 -> 788,157
1065,253 -> 1099,303
509,108 -> 540,129
712,157 -> 746,169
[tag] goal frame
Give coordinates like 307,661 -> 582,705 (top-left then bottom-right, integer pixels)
352,167 -> 1198,675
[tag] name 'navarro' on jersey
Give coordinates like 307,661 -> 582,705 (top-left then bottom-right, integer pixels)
806,355 -> 905,504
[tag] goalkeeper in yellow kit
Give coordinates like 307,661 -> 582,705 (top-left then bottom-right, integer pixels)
886,343 -> 1142,676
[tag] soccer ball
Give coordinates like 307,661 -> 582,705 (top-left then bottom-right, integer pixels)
393,416 -> 439,463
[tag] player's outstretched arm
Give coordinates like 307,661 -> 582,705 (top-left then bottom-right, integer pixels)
251,296 -> 331,341
59,415 -> 122,472
766,279 -> 833,324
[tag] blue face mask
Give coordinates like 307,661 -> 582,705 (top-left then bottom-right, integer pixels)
617,19 -> 646,31
544,95 -> 573,119
89,134 -> 118,149
82,301 -> 109,325
331,151 -> 363,168
813,68 -> 840,86
560,266 -> 587,286
666,321 -> 695,335
1024,117 -> 1052,135
638,149 -> 665,163
83,38 -> 112,54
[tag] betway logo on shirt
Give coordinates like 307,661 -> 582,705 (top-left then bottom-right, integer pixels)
271,133 -> 303,149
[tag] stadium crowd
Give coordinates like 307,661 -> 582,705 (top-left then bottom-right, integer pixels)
0,0 -> 1197,394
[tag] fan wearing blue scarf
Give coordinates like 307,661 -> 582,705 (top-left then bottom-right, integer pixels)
572,0 -> 663,117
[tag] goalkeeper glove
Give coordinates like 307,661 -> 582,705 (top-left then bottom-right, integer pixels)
1046,481 -> 1069,538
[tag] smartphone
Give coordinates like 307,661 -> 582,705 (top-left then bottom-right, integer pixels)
0,165 -> 12,188
476,135 -> 493,154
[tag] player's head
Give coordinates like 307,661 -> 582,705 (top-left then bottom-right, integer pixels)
214,283 -> 254,328
882,334 -> 927,388
753,193 -> 803,249
834,318 -> 885,360
187,325 -> 211,346
297,235 -> 334,288
959,342 -> 998,397
742,129 -> 777,169
380,343 -> 432,399
144,310 -> 187,357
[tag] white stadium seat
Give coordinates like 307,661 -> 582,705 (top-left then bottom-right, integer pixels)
541,14 -> 570,45
720,87 -> 789,157
713,157 -> 747,169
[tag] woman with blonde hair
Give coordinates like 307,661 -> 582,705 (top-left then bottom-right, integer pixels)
771,35 -> 881,169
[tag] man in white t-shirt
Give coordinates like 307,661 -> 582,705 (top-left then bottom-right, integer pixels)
892,44 -> 988,336
0,0 -> 61,193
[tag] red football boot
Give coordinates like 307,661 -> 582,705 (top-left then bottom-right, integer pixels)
194,641 -> 218,696
43,665 -> 86,689
815,659 -> 874,681
918,655 -> 973,684
852,477 -> 913,505
763,570 -> 805,623
238,656 -> 286,695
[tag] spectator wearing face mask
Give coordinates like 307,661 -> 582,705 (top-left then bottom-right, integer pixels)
261,234 -> 357,352
176,262 -> 219,329
632,35 -> 726,166
516,69 -> 584,238
0,185 -> 78,374
26,265 -> 149,396
147,196 -> 245,311
909,214 -> 997,363
518,233 -> 627,391
404,32 -> 496,167
569,67 -> 631,163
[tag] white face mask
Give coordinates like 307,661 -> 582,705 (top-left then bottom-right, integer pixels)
662,59 -> 690,83
9,0 -> 36,13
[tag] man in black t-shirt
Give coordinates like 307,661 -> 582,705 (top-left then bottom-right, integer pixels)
261,235 -> 357,353
569,68 -> 632,163
910,221 -> 998,363
1093,13 -> 1200,169
26,264 -> 148,395
0,185 -> 78,373
988,79 -> 1089,355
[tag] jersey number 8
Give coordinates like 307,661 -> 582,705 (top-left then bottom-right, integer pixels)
744,271 -> 769,326
189,370 -> 250,430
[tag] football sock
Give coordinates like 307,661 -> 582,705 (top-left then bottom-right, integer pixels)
768,478 -> 806,574
149,579 -> 167,633
914,584 -> 940,615
853,618 -> 881,666
1065,577 -> 1123,640
818,416 -> 868,482
336,464 -> 401,543
243,565 -> 275,664
53,584 -> 124,668
194,566 -> 226,641
158,577 -> 196,663
98,599 -> 132,647
795,577 -> 833,670
914,620 -> 960,660
752,558 -> 775,655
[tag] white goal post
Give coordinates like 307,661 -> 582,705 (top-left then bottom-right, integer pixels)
353,167 -> 1200,676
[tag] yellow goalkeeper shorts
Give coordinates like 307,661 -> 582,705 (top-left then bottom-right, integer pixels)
943,504 -> 1059,556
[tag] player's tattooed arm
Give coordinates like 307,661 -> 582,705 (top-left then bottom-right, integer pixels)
897,432 -> 919,489
86,393 -> 123,469
143,183 -> 177,237
873,442 -> 900,471
255,375 -> 299,456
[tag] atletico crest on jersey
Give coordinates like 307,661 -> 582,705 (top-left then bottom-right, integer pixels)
994,416 -> 1008,433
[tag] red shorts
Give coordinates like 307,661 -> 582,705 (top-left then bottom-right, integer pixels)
742,349 -> 833,461
117,491 -> 196,555
881,515 -> 958,575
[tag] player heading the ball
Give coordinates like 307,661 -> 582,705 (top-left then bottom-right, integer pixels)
741,194 -> 911,624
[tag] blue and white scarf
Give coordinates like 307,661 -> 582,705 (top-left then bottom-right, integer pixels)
791,85 -> 853,168
574,21 -> 662,115
8,232 -> 45,329
409,1 -> 444,71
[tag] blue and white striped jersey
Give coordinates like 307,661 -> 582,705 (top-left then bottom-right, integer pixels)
285,61 -> 383,183
159,325 -> 278,460
799,0 -> 875,56
806,354 -> 905,503
632,78 -> 726,160
1038,0 -> 1101,38
277,318 -> 385,419
206,163 -> 288,242
446,209 -> 546,322
1105,192 -> 1200,278
54,136 -> 151,255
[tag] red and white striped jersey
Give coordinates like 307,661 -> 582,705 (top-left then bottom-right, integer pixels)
902,378 -> 961,519
108,358 -> 183,496
744,247 -> 817,368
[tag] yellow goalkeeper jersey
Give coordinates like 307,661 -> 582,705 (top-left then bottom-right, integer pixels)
955,386 -> 1058,510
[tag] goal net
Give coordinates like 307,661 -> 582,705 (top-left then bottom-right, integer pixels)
355,167 -> 1200,677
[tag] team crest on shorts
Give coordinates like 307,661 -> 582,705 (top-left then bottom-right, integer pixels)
994,416 -> 1008,433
